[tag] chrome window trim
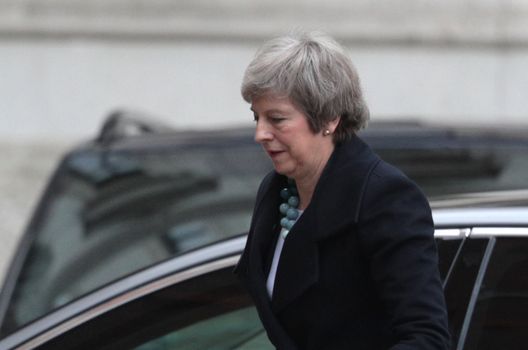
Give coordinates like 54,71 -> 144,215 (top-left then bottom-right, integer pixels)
435,227 -> 528,238
471,227 -> 528,237
434,228 -> 470,239
433,207 -> 528,227
441,238 -> 466,290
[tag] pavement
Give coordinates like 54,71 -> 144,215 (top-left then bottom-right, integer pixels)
0,141 -> 69,285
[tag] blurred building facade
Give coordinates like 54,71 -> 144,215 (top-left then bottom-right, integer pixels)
1,0 -> 528,279
2,0 -> 528,140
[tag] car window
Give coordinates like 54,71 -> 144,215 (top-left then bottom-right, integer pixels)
462,238 -> 528,350
31,266 -> 273,350
134,307 -> 270,350
443,238 -> 490,348
436,237 -> 463,283
1,143 -> 270,335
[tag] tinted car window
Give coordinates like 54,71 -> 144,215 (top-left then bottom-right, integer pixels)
443,238 -> 490,348
436,237 -> 463,283
34,266 -> 273,350
463,238 -> 528,350
134,307 -> 269,350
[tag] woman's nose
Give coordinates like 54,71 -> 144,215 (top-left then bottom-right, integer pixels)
254,120 -> 273,143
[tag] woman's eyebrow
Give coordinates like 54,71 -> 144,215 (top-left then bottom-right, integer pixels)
261,108 -> 288,115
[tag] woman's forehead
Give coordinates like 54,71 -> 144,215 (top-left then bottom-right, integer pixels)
251,95 -> 297,112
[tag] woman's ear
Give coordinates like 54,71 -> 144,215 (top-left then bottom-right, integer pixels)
328,116 -> 341,133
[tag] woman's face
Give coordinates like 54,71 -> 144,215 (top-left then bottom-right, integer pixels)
251,94 -> 337,183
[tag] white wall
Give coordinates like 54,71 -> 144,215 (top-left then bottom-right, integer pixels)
0,41 -> 255,141
2,0 -> 528,141
1,0 -> 528,282
1,40 -> 527,142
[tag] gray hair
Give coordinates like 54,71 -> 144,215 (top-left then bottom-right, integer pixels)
241,30 -> 369,143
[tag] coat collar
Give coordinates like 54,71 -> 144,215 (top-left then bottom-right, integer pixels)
308,133 -> 381,241
249,134 -> 381,314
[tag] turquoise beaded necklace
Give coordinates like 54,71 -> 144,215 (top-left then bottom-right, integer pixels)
279,179 -> 300,238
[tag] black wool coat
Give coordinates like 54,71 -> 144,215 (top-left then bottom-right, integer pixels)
235,134 -> 451,350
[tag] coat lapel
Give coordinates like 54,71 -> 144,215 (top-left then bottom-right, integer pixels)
271,210 -> 319,313
269,134 -> 381,314
238,135 -> 380,316
247,174 -> 284,280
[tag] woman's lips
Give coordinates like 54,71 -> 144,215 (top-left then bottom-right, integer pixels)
267,150 -> 284,158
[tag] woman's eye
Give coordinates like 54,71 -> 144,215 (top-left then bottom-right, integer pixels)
253,114 -> 259,122
270,116 -> 285,123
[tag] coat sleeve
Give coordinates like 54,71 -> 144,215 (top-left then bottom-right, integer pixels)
357,161 -> 451,350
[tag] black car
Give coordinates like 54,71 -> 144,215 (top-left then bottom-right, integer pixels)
1,111 -> 528,349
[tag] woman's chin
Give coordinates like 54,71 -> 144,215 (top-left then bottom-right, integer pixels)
270,158 -> 296,177
273,167 -> 286,175
273,166 -> 294,178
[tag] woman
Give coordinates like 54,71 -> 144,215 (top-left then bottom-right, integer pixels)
234,31 -> 450,350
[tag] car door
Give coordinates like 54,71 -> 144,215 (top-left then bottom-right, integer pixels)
0,257 -> 272,350
0,230 -> 469,350
436,226 -> 528,350
452,231 -> 528,350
